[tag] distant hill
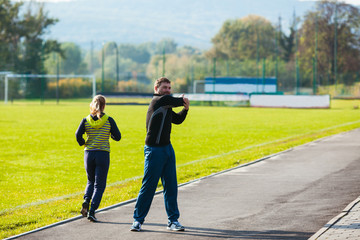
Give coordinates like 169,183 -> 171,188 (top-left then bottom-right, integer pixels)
36,0 -> 315,50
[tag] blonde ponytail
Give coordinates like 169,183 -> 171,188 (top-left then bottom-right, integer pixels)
90,95 -> 106,119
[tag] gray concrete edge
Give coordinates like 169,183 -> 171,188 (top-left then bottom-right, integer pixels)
308,196 -> 360,240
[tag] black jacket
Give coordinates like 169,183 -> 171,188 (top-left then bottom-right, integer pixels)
145,94 -> 188,146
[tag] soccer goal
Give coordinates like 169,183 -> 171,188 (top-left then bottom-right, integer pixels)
2,73 -> 96,104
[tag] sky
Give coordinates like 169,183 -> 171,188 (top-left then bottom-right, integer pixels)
13,0 -> 360,50
16,0 -> 360,5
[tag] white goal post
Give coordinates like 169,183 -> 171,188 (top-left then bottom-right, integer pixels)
3,73 -> 96,104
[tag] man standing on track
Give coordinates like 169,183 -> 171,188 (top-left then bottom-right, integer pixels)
130,77 -> 190,232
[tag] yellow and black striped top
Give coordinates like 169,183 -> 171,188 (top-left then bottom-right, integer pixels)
84,114 -> 111,152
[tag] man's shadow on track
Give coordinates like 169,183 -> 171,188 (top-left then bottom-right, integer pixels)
96,221 -> 312,239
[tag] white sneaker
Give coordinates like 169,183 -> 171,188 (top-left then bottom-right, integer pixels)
130,221 -> 142,232
167,221 -> 185,231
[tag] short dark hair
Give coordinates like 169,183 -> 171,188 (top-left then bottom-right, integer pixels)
154,77 -> 171,89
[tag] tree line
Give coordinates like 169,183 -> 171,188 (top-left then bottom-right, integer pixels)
1,0 -> 359,98
208,0 -> 360,94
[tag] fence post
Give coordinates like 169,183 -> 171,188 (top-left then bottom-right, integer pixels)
5,75 -> 8,104
92,75 -> 96,98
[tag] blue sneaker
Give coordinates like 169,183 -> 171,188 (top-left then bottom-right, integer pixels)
130,221 -> 142,232
167,221 -> 185,231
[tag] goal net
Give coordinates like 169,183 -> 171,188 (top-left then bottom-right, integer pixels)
1,73 -> 96,104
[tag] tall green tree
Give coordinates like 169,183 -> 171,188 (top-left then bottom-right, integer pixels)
44,42 -> 86,75
0,0 -> 61,98
59,42 -> 87,74
0,0 -> 23,71
207,15 -> 276,61
299,0 -> 360,86
118,44 -> 151,64
279,17 -> 297,62
20,3 -> 61,98
0,1 -> 61,73
20,3 -> 60,73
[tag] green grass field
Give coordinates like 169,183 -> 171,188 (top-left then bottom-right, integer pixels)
1,99 -> 360,239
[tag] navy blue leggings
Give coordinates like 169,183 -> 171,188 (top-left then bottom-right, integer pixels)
83,150 -> 110,211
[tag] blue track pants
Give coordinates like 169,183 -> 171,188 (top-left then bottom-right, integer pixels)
133,144 -> 180,224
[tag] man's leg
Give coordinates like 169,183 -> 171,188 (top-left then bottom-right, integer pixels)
133,146 -> 165,224
161,144 -> 180,222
